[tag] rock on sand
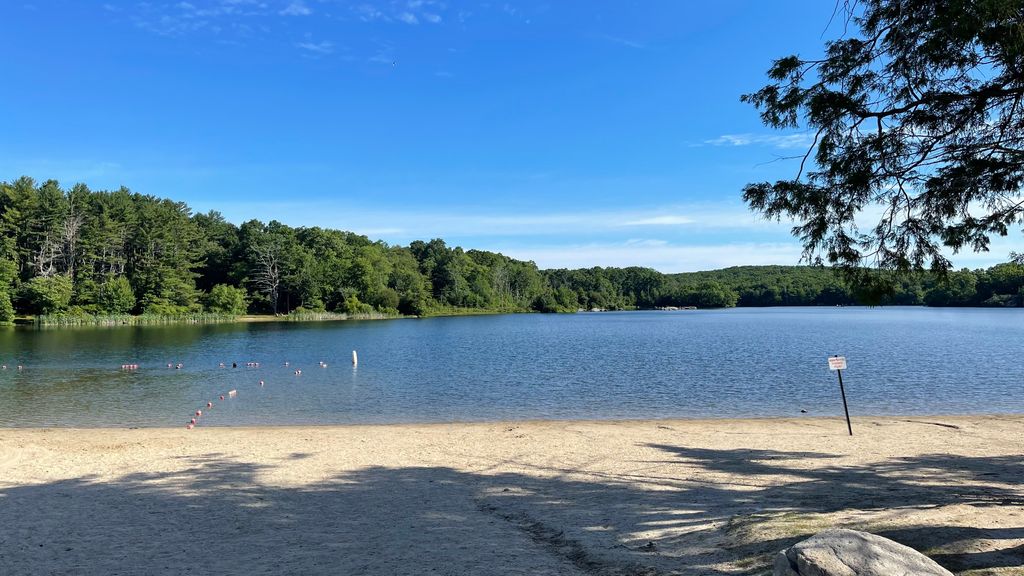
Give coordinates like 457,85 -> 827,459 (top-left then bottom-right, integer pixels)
774,528 -> 954,576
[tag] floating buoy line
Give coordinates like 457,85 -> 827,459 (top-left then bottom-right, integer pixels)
176,351 -> 356,430
103,353 -> 359,429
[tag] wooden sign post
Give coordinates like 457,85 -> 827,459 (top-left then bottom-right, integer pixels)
828,355 -> 852,436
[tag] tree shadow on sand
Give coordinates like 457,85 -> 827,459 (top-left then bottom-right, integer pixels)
635,445 -> 1024,574
1,446 -> 1021,575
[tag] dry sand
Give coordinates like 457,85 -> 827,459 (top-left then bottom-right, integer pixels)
1,416 -> 1022,575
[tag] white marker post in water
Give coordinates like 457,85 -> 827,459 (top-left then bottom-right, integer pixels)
828,355 -> 852,436
352,350 -> 358,366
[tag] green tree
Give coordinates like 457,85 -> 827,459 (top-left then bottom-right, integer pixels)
0,257 -> 16,323
79,187 -> 136,281
193,211 -> 241,291
128,197 -> 203,313
240,220 -> 286,314
0,291 -> 13,323
388,248 -> 431,315
340,294 -> 374,314
97,276 -> 135,314
665,281 -> 739,308
21,275 -> 73,314
204,284 -> 249,314
923,269 -> 978,306
0,258 -> 16,290
743,0 -> 1024,273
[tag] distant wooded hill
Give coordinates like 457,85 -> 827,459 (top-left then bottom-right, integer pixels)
0,177 -> 1020,323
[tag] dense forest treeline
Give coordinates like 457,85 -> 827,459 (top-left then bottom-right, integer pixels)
0,177 -> 1021,324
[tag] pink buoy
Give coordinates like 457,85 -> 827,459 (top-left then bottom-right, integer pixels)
259,380 -> 264,385
196,409 -> 202,417
191,418 -> 197,424
207,402 -> 213,408
186,423 -> 194,430
220,395 -> 225,400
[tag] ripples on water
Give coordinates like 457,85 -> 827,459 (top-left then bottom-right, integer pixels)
0,307 -> 1021,427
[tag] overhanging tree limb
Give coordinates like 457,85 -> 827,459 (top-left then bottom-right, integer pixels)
743,0 -> 1024,272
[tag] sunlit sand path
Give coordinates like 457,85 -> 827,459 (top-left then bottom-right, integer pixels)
1,417 -> 1022,575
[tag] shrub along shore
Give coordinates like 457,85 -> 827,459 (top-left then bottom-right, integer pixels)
0,176 -> 1021,326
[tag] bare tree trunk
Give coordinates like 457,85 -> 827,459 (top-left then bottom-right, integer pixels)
60,213 -> 82,279
35,232 -> 61,277
251,243 -> 281,314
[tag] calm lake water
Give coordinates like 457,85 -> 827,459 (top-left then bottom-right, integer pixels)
0,307 -> 1021,427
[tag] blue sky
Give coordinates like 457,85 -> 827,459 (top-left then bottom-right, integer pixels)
1,1 -> 1018,271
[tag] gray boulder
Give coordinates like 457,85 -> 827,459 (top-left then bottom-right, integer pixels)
773,528 -> 953,576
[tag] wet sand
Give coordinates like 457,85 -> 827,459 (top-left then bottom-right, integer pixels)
1,416 -> 1022,575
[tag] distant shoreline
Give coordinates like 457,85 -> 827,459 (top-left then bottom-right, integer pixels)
14,303 -> 1024,330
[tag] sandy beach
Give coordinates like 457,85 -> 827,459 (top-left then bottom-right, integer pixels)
1,416 -> 1022,575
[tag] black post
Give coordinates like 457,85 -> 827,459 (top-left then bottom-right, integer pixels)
837,368 -> 853,436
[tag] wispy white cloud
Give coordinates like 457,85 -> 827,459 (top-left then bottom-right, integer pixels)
351,1 -> 445,25
352,3 -> 389,22
952,234 -> 1024,267
188,201 -> 790,242
495,241 -> 805,272
367,39 -> 397,64
624,238 -> 669,247
703,133 -> 816,149
601,35 -> 647,49
279,1 -> 311,16
296,40 -> 334,54
110,0 -> 452,56
127,0 -> 276,36
204,197 -> 1021,270
621,215 -> 695,226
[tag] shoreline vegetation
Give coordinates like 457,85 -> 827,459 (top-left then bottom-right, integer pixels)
0,176 -> 1021,328
22,310 -> 404,327
19,306 -> 517,327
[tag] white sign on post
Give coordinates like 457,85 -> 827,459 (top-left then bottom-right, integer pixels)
828,356 -> 847,371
